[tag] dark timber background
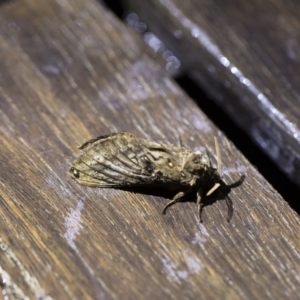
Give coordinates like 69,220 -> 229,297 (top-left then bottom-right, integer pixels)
0,0 -> 300,299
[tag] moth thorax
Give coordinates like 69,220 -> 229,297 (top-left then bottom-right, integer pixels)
184,153 -> 211,174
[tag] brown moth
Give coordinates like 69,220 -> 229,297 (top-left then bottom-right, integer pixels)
69,133 -> 244,222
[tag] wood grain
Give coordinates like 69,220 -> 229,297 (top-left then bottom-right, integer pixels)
0,0 -> 299,299
125,0 -> 300,187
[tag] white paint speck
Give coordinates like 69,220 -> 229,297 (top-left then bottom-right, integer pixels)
161,254 -> 203,284
192,115 -> 212,133
0,266 -> 30,300
161,256 -> 181,284
192,224 -> 209,249
42,65 -> 60,74
0,238 -> 52,299
63,200 -> 84,249
186,256 -> 203,273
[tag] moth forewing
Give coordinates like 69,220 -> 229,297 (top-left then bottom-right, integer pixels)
69,133 -> 244,222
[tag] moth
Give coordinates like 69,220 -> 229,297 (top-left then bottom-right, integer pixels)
69,132 -> 244,222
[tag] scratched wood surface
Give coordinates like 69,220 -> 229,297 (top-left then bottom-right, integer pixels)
125,0 -> 300,187
0,0 -> 300,299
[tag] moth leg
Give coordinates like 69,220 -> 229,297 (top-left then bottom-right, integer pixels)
162,190 -> 191,215
225,196 -> 233,222
228,174 -> 246,188
196,188 -> 204,222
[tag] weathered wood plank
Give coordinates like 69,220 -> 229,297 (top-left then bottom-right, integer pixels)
0,0 -> 299,299
125,0 -> 300,187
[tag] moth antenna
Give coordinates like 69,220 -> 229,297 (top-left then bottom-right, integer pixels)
214,136 -> 222,176
205,147 -> 210,160
206,137 -> 222,197
206,183 -> 221,196
179,135 -> 184,147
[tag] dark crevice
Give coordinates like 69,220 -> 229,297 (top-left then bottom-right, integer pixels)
102,0 -> 124,19
102,0 -> 300,215
176,75 -> 300,214
0,0 -> 13,5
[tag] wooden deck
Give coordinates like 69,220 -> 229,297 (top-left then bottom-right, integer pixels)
0,0 -> 299,299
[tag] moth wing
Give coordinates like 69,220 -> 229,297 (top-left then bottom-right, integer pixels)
69,133 -> 186,188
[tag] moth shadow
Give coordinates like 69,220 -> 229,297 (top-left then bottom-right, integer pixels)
119,186 -> 180,201
120,174 -> 245,221
118,185 -> 200,214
